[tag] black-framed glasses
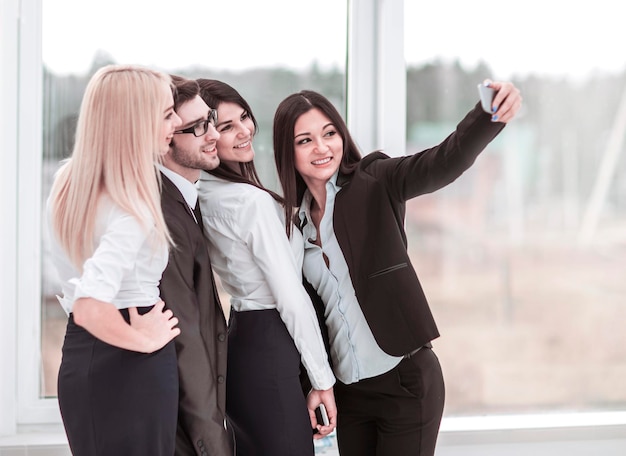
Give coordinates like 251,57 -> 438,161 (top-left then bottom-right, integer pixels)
174,109 -> 218,137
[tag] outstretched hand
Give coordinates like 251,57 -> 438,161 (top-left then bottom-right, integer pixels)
484,79 -> 522,124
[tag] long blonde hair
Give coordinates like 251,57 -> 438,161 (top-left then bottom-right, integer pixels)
49,64 -> 172,269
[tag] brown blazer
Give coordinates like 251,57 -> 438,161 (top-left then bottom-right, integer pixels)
159,174 -> 232,456
330,104 -> 504,357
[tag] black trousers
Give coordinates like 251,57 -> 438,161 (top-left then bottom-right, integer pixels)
57,308 -> 178,456
226,309 -> 314,456
334,346 -> 445,456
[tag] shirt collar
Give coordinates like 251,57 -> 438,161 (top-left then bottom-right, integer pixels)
298,170 -> 341,226
158,164 -> 198,209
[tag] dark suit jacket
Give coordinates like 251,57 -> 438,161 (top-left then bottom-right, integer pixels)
330,104 -> 504,357
159,174 -> 232,456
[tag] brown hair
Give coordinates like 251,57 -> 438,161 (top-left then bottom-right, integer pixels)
170,74 -> 200,110
196,78 -> 283,205
272,90 -> 362,236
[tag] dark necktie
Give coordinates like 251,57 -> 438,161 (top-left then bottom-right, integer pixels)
192,201 -> 202,227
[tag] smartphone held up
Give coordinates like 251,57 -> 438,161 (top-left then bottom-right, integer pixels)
478,82 -> 495,114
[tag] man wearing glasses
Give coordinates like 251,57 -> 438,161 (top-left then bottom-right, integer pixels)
159,75 -> 233,456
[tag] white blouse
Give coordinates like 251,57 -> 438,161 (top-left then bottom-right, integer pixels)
48,194 -> 168,315
197,171 -> 335,391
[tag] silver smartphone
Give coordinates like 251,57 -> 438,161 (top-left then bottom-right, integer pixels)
315,403 -> 330,426
478,83 -> 495,113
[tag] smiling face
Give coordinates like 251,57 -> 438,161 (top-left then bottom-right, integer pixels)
165,95 -> 220,182
293,108 -> 344,191
214,101 -> 256,172
159,82 -> 182,155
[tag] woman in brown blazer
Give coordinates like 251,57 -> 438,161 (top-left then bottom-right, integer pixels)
272,81 -> 522,456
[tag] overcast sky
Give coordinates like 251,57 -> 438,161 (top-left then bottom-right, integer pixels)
43,0 -> 626,80
405,0 -> 626,80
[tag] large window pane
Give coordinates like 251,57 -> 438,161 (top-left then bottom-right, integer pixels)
41,0 -> 348,397
404,0 -> 626,416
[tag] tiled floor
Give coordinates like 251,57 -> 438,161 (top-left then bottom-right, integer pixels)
0,430 -> 71,456
0,446 -> 70,456
0,434 -> 338,456
4,433 -> 626,455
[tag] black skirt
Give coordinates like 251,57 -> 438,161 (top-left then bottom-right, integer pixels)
226,308 -> 314,456
57,308 -> 178,456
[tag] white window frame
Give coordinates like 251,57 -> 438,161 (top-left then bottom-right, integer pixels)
0,0 -> 20,438
16,0 -> 60,425
2,0 -> 626,451
347,0 -> 406,156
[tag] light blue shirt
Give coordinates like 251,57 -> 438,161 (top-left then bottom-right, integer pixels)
298,172 -> 402,384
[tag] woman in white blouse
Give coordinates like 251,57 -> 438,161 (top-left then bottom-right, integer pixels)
47,65 -> 182,456
195,79 -> 336,456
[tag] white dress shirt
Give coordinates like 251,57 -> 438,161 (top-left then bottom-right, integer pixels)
48,194 -> 168,315
196,171 -> 335,391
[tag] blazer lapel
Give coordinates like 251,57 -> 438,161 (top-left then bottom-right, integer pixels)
161,172 -> 198,223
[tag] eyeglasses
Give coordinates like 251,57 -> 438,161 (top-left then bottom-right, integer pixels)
174,109 -> 218,137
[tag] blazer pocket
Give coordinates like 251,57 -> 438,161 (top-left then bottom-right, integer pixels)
368,262 -> 408,278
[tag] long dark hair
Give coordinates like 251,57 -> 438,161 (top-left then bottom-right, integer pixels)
196,78 -> 283,205
273,90 -> 362,236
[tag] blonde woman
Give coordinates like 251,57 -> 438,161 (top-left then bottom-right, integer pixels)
47,64 -> 182,456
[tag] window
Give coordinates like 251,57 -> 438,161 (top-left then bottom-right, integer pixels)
403,0 -> 626,425
28,0 -> 349,423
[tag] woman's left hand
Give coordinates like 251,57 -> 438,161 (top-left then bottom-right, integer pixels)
484,80 -> 523,124
306,387 -> 337,439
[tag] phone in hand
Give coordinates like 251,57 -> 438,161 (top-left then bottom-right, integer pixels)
315,403 -> 330,426
478,83 -> 495,114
